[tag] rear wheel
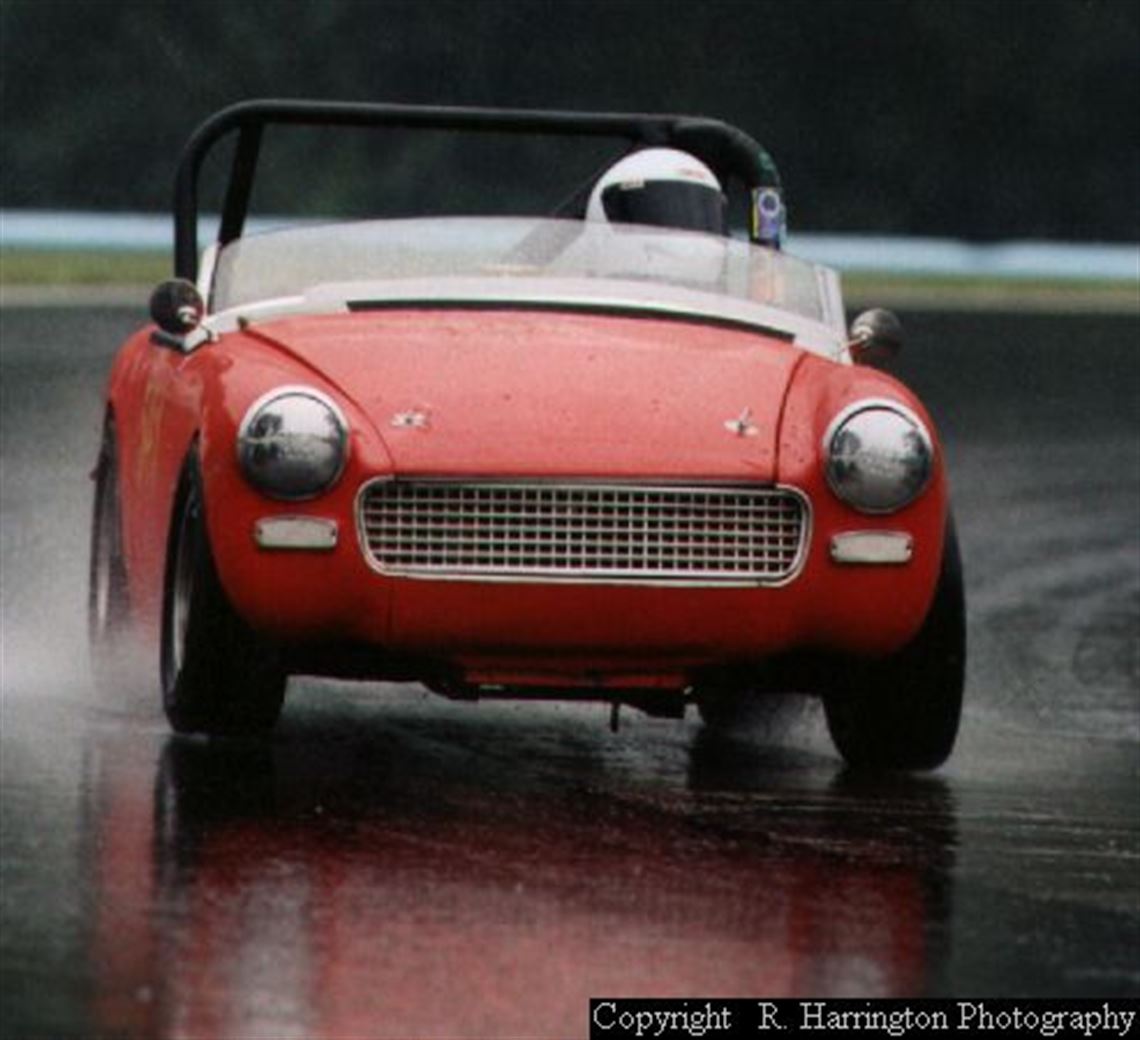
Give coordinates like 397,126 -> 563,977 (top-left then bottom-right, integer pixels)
88,415 -> 132,693
161,453 -> 286,736
822,519 -> 966,771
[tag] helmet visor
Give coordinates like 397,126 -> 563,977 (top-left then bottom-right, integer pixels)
601,180 -> 727,235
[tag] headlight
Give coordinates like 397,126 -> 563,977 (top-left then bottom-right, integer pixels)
237,387 -> 348,500
824,400 -> 933,513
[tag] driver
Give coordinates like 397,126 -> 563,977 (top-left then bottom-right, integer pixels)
585,148 -> 728,236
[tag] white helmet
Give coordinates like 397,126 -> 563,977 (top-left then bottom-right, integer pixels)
586,148 -> 727,235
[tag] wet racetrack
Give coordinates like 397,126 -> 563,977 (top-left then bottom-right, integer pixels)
1,304 -> 1138,1037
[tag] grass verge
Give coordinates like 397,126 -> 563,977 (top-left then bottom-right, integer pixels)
1,249 -> 169,286
2,249 -> 1136,314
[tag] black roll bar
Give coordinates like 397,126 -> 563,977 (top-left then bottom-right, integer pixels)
172,99 -> 782,282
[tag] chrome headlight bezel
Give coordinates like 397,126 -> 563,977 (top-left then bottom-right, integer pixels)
823,399 -> 934,514
236,386 -> 349,501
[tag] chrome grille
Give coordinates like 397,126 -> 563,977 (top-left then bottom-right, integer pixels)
358,480 -> 808,584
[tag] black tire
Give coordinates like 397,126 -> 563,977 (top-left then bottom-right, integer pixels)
161,452 -> 286,736
823,519 -> 966,771
88,414 -> 132,693
694,687 -> 765,730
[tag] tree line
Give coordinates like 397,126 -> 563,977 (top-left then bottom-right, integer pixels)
2,0 -> 1136,241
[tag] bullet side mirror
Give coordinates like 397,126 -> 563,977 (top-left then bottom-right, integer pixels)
848,308 -> 903,367
149,279 -> 204,335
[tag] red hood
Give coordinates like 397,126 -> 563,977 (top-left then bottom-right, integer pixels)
248,309 -> 805,480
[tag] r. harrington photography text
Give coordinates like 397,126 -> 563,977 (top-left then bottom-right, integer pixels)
589,1000 -> 1138,1040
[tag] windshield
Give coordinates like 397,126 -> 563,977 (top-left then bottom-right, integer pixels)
210,217 -> 842,339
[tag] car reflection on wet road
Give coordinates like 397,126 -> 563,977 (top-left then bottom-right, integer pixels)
1,307 -> 1138,1037
75,706 -> 956,1037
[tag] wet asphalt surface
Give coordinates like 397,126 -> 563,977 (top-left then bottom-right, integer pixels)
1,304 -> 1137,1038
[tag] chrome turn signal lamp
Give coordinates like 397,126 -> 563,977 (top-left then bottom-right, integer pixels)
254,517 -> 339,551
824,400 -> 933,514
237,387 -> 348,500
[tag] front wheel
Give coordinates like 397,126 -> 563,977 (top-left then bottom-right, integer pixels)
822,519 -> 966,771
89,415 -> 132,694
161,454 -> 286,736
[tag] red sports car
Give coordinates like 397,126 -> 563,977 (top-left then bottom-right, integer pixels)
89,100 -> 964,769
